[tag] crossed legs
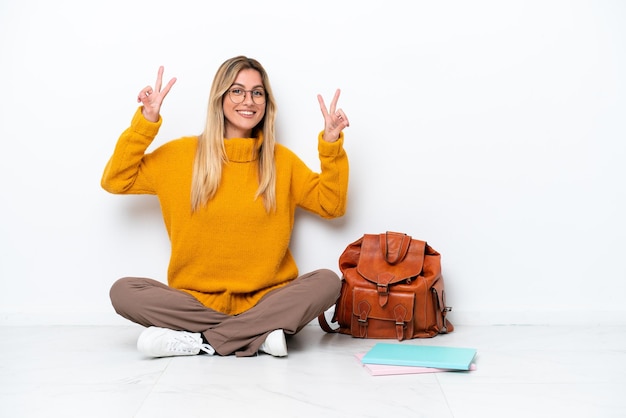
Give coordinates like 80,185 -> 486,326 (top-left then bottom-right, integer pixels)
109,269 -> 341,357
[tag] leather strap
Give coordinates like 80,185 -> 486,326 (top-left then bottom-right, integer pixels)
393,304 -> 408,341
376,272 -> 394,307
317,312 -> 338,333
356,300 -> 371,338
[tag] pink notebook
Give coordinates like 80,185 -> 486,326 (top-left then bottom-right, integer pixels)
355,353 -> 477,376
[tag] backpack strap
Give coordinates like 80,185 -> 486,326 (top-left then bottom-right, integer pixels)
317,311 -> 338,333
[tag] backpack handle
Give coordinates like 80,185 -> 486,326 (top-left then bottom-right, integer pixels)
381,231 -> 411,264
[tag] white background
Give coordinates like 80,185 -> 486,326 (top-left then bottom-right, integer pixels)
1,0 -> 624,325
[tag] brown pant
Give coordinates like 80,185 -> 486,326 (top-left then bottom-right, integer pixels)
109,269 -> 341,357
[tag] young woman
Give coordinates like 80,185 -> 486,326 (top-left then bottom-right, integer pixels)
101,56 -> 350,358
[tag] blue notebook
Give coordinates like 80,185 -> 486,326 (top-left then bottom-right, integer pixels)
361,343 -> 477,371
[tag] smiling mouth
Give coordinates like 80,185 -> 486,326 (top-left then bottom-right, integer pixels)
237,110 -> 255,116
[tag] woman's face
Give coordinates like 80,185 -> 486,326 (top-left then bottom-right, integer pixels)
223,68 -> 266,139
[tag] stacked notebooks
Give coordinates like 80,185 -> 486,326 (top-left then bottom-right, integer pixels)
356,343 -> 477,376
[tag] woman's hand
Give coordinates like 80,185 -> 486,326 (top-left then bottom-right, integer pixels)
317,89 -> 349,143
137,66 -> 177,122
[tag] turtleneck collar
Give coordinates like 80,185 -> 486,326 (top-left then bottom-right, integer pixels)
224,131 -> 264,162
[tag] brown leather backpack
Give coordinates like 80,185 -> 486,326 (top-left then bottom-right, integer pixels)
318,231 -> 453,340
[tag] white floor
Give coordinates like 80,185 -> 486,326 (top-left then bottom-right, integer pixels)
1,323 -> 625,418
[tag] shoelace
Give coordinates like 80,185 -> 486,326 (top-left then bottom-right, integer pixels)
168,336 -> 196,354
199,344 -> 215,355
167,333 -> 214,355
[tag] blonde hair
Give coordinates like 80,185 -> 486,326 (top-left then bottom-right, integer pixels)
191,56 -> 277,213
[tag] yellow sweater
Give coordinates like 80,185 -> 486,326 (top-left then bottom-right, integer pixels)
102,108 -> 348,315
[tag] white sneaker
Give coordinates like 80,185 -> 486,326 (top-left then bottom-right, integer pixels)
137,326 -> 215,357
259,329 -> 288,357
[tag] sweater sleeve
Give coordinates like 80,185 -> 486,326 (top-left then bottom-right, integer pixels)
294,131 -> 349,218
101,107 -> 162,195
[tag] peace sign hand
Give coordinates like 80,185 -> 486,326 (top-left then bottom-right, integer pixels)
137,66 -> 177,123
317,89 -> 349,143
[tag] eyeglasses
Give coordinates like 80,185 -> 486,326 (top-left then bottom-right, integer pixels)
227,87 -> 266,105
